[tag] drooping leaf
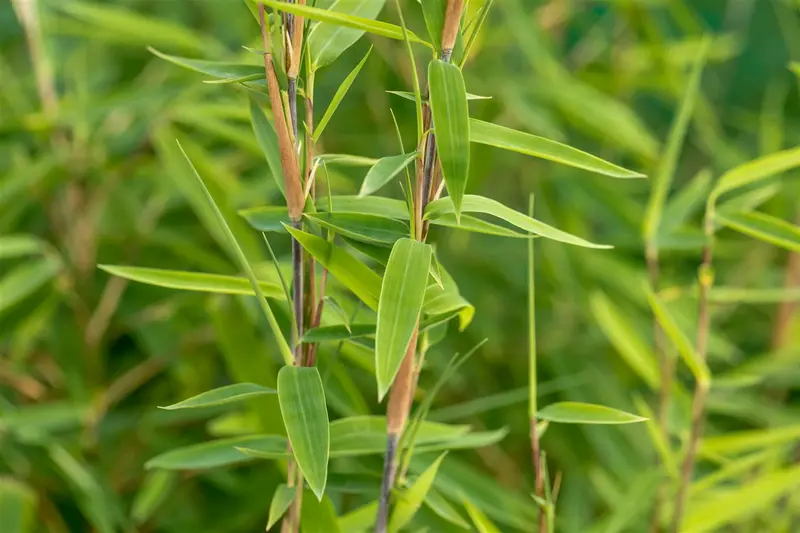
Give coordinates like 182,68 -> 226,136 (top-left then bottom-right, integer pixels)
711,145 -> 800,199
305,212 -> 409,245
159,383 -> 276,410
149,48 -> 261,80
647,290 -> 711,385
536,402 -> 646,424
358,153 -> 417,197
717,211 -> 800,252
314,47 -> 372,139
259,0 -> 430,53
239,206 -> 291,233
250,98 -> 287,198
425,195 -> 611,249
389,453 -> 448,532
267,484 -> 296,530
0,478 -> 37,533
98,265 -> 285,299
284,225 -> 382,310
469,118 -> 645,179
643,39 -> 708,241
147,435 -> 288,470
429,59 -> 470,219
277,366 -> 330,500
375,238 -> 433,399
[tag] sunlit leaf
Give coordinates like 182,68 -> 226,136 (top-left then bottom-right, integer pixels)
314,47 -> 372,139
700,424 -> 800,456
278,366 -> 330,500
159,383 -> 276,410
536,402 -> 646,424
267,484 -> 295,530
389,453 -> 447,532
711,145 -> 800,199
710,286 -> 800,304
376,238 -> 433,399
462,496 -> 502,533
717,211 -> 800,252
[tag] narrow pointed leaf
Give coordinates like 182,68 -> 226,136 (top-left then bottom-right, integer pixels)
658,168 -> 713,238
717,211 -> 800,252
710,287 -> 800,304
267,485 -> 295,530
146,435 -> 288,470
131,471 -> 176,525
537,401 -> 646,424
389,453 -> 447,532
159,383 -> 276,410
376,238 -> 433,399
0,257 -> 62,314
712,145 -> 800,199
305,212 -> 409,245
284,225 -> 382,309
259,0 -> 429,49
470,118 -> 645,178
462,497 -> 502,533
425,195 -> 611,249
358,153 -> 417,197
647,290 -> 711,385
643,39 -> 708,241
424,489 -> 470,529
175,143 -> 293,364
314,47 -> 372,140
149,48 -> 261,80
250,99 -> 286,198
429,60 -> 470,219
277,366 -> 330,500
98,265 -> 284,299
302,324 -> 375,343
0,235 -> 48,259
300,490 -> 342,532
239,206 -> 291,233
388,90 -> 491,102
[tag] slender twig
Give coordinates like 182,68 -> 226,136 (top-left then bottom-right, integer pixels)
671,200 -> 715,533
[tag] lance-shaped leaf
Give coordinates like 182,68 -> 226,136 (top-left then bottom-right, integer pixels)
239,206 -> 291,233
375,238 -> 433,399
98,265 -> 285,299
425,195 -> 611,249
429,59 -> 470,220
358,152 -> 417,197
266,484 -> 295,530
258,0 -> 429,49
149,47 -> 261,81
146,435 -> 289,470
277,366 -> 330,500
284,225 -> 382,309
306,1 -> 381,70
717,211 -> 800,252
711,145 -> 800,200
470,118 -> 645,178
314,47 -> 372,139
537,402 -> 646,424
250,99 -> 286,198
159,383 -> 276,410
305,212 -> 409,245
389,453 -> 448,532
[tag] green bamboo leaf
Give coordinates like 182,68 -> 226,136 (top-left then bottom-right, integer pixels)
358,152 -> 417,197
589,292 -> 660,389
425,195 -> 612,249
711,145 -> 800,199
709,287 -> 800,304
0,478 -> 37,533
147,435 -> 289,470
316,153 -> 380,167
267,484 -> 295,530
239,206 -> 291,233
469,118 -> 645,179
429,60 -> 470,219
415,428 -> 508,453
422,268 -> 474,331
277,366 -> 330,500
159,383 -> 276,410
462,496 -> 502,533
387,90 -> 491,102
682,464 -> 800,532
389,453 -> 447,533
717,211 -> 800,252
305,212 -> 409,245
149,47 -> 262,80
56,2 -> 215,53
284,225 -> 382,310
792,63 -> 800,76
306,0 -> 382,70
329,416 -> 468,457
643,39 -> 708,241
536,402 -> 646,424
98,265 -> 285,299
250,98 -> 287,198
717,183 -> 781,216
300,490 -> 342,532
375,238 -> 433,399
338,501 -> 379,532
700,424 -> 800,456
175,142 -> 293,364
658,168 -> 713,239
259,0 -> 430,52
632,396 -> 677,480
424,489 -> 469,529
314,47 -> 372,140
131,471 -> 176,525
0,235 -> 48,259
647,290 -> 711,385
419,0 -> 464,55
0,256 -> 61,315
302,324 -> 375,343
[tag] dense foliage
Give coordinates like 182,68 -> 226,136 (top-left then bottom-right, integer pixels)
2,1 -> 800,532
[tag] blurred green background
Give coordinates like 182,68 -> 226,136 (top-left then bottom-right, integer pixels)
2,0 -> 799,531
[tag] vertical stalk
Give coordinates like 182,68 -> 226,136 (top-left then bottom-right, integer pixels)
528,195 -> 546,533
671,200 -> 715,533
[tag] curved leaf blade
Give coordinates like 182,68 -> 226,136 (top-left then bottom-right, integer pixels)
314,47 -> 372,139
146,435 -> 288,470
305,212 -> 409,245
376,238 -> 433,399
470,118 -> 645,179
278,366 -> 330,500
429,60 -> 470,219
267,484 -> 295,530
389,453 -> 447,533
149,47 -> 261,79
358,152 -> 417,197
536,402 -> 646,425
717,211 -> 800,252
711,145 -> 800,199
159,383 -> 276,410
